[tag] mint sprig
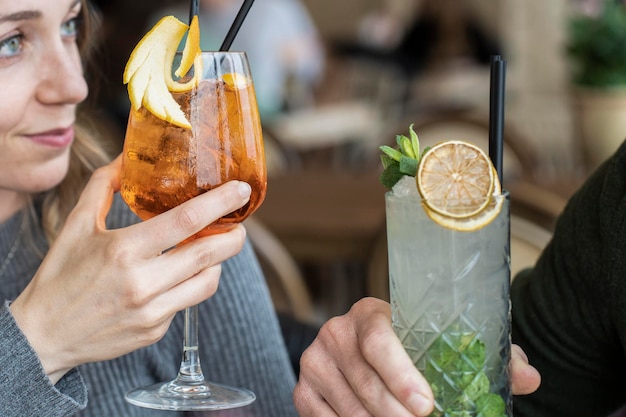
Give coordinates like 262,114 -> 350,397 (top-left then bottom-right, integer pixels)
379,124 -> 430,189
424,330 -> 507,417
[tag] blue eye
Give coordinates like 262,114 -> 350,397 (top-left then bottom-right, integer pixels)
0,35 -> 22,58
61,17 -> 79,38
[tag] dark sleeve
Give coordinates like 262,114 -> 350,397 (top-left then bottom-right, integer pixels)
512,140 -> 626,416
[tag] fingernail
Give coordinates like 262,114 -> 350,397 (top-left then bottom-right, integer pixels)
238,182 -> 251,199
407,392 -> 432,416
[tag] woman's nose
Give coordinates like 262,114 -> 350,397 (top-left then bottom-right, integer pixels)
36,43 -> 89,105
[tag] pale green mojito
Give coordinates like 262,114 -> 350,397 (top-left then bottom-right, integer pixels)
386,181 -> 512,417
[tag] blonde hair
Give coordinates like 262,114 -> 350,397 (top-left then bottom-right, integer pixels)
33,0 -> 117,243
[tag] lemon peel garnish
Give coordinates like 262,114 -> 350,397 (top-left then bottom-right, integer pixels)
222,72 -> 249,90
123,15 -> 202,129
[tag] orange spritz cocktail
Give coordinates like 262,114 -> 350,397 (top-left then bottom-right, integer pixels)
120,15 -> 261,410
120,68 -> 266,237
119,16 -> 266,239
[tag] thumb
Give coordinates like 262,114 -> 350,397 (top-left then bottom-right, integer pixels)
69,155 -> 122,231
510,344 -> 541,395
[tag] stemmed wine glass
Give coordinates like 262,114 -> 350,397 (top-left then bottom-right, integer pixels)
120,51 -> 265,410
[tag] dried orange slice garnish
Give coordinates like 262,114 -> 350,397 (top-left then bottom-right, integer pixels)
416,140 -> 503,231
123,15 -> 202,129
421,167 -> 504,232
417,140 -> 495,218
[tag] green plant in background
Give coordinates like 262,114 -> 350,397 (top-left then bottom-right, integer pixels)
567,0 -> 626,88
423,330 -> 506,417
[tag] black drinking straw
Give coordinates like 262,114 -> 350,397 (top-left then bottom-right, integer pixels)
489,55 -> 506,186
219,0 -> 256,51
189,0 -> 199,23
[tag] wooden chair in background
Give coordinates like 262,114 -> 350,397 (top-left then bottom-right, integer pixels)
507,180 -> 567,231
253,168 -> 387,318
245,217 -> 320,376
244,216 -> 317,324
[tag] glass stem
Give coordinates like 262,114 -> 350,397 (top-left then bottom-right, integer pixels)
175,305 -> 206,385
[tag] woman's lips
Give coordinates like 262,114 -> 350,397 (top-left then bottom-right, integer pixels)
26,126 -> 74,148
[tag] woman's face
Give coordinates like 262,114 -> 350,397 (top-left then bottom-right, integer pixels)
0,0 -> 87,220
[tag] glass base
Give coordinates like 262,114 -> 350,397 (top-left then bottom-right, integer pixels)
125,379 -> 256,411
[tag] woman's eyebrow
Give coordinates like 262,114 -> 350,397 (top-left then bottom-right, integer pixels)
0,10 -> 41,24
0,0 -> 81,25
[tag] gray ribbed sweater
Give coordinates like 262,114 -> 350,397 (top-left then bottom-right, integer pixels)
0,196 -> 297,416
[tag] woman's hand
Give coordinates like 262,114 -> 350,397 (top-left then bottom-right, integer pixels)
9,156 -> 252,384
294,297 -> 541,416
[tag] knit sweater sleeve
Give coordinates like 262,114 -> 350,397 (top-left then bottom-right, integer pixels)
0,302 -> 87,416
0,195 -> 135,416
512,140 -> 626,416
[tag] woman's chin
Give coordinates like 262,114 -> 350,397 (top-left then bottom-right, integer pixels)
29,152 -> 72,193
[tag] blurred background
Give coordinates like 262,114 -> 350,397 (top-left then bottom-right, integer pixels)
87,0 -> 625,323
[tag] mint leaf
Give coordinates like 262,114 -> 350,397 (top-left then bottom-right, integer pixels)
423,330 -> 506,416
378,125 -> 422,188
476,393 -> 506,417
399,135 -> 416,159
379,162 -> 404,189
399,155 -> 418,176
465,373 -> 489,401
380,153 -> 395,169
409,124 -> 420,157
380,145 -> 403,162
464,338 -> 486,371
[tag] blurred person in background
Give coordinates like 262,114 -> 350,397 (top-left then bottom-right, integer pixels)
336,0 -> 500,111
397,0 -> 500,68
348,0 -> 500,74
153,0 -> 326,122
